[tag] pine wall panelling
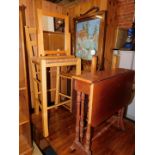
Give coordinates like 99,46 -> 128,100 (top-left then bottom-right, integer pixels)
63,0 -> 116,69
104,0 -> 118,69
20,0 -> 135,108
19,0 -> 64,108
62,0 -> 134,69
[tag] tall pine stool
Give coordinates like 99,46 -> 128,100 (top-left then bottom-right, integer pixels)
25,9 -> 81,137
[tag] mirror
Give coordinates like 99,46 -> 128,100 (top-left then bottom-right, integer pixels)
42,15 -> 65,51
37,9 -> 70,56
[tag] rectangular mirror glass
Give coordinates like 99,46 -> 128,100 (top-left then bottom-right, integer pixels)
42,16 -> 65,51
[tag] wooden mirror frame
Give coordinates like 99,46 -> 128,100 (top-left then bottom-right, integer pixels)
37,9 -> 71,56
73,10 -> 106,70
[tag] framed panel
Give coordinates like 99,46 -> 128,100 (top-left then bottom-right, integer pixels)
75,18 -> 100,60
74,11 -> 106,70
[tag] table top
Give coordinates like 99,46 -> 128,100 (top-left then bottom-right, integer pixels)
72,68 -> 134,84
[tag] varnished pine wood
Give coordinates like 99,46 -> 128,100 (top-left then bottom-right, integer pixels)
80,93 -> 85,142
25,7 -> 82,137
37,8 -> 45,56
91,56 -> 97,74
37,8 -> 71,56
63,0 -> 108,18
25,26 -> 40,114
19,5 -> 33,155
55,66 -> 60,106
104,0 -> 118,69
112,54 -> 120,69
84,84 -> 94,154
63,0 -> 117,70
40,60 -> 48,137
76,58 -> 81,75
75,91 -> 81,143
25,26 -> 82,137
42,0 -> 63,14
117,107 -> 125,130
43,31 -> 64,51
71,68 -> 134,154
32,107 -> 135,155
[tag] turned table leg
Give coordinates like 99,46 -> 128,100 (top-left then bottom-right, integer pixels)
84,85 -> 94,155
85,123 -> 91,155
80,92 -> 85,142
75,91 -> 81,142
117,107 -> 125,130
70,91 -> 81,151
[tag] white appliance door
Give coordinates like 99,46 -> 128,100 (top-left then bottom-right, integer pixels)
119,50 -> 135,69
119,50 -> 135,120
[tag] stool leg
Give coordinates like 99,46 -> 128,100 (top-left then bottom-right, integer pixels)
55,66 -> 60,107
41,60 -> 48,137
70,91 -> 81,152
70,78 -> 73,112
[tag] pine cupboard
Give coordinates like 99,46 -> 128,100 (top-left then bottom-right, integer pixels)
19,5 -> 33,155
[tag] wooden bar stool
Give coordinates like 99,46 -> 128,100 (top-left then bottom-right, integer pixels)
25,8 -> 82,137
25,26 -> 81,137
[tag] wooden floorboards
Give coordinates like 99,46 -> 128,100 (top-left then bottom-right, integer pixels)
31,107 -> 135,155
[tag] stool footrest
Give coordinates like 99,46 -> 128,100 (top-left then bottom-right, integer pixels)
47,100 -> 71,110
59,93 -> 71,99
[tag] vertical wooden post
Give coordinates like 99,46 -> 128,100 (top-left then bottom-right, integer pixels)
37,9 -> 45,56
91,56 -> 97,74
112,50 -> 120,69
40,60 -> 48,137
65,33 -> 71,56
76,58 -> 81,75
64,15 -> 71,56
25,26 -> 39,113
70,78 -> 73,112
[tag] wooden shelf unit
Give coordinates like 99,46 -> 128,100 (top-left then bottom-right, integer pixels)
19,5 -> 33,155
19,124 -> 32,155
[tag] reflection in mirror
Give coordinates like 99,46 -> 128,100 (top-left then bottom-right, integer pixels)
42,16 -> 54,32
54,17 -> 65,32
42,16 -> 64,51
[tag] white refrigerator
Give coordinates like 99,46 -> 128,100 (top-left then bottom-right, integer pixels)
118,50 -> 135,120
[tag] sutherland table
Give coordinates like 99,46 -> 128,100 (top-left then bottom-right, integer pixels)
70,68 -> 134,155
